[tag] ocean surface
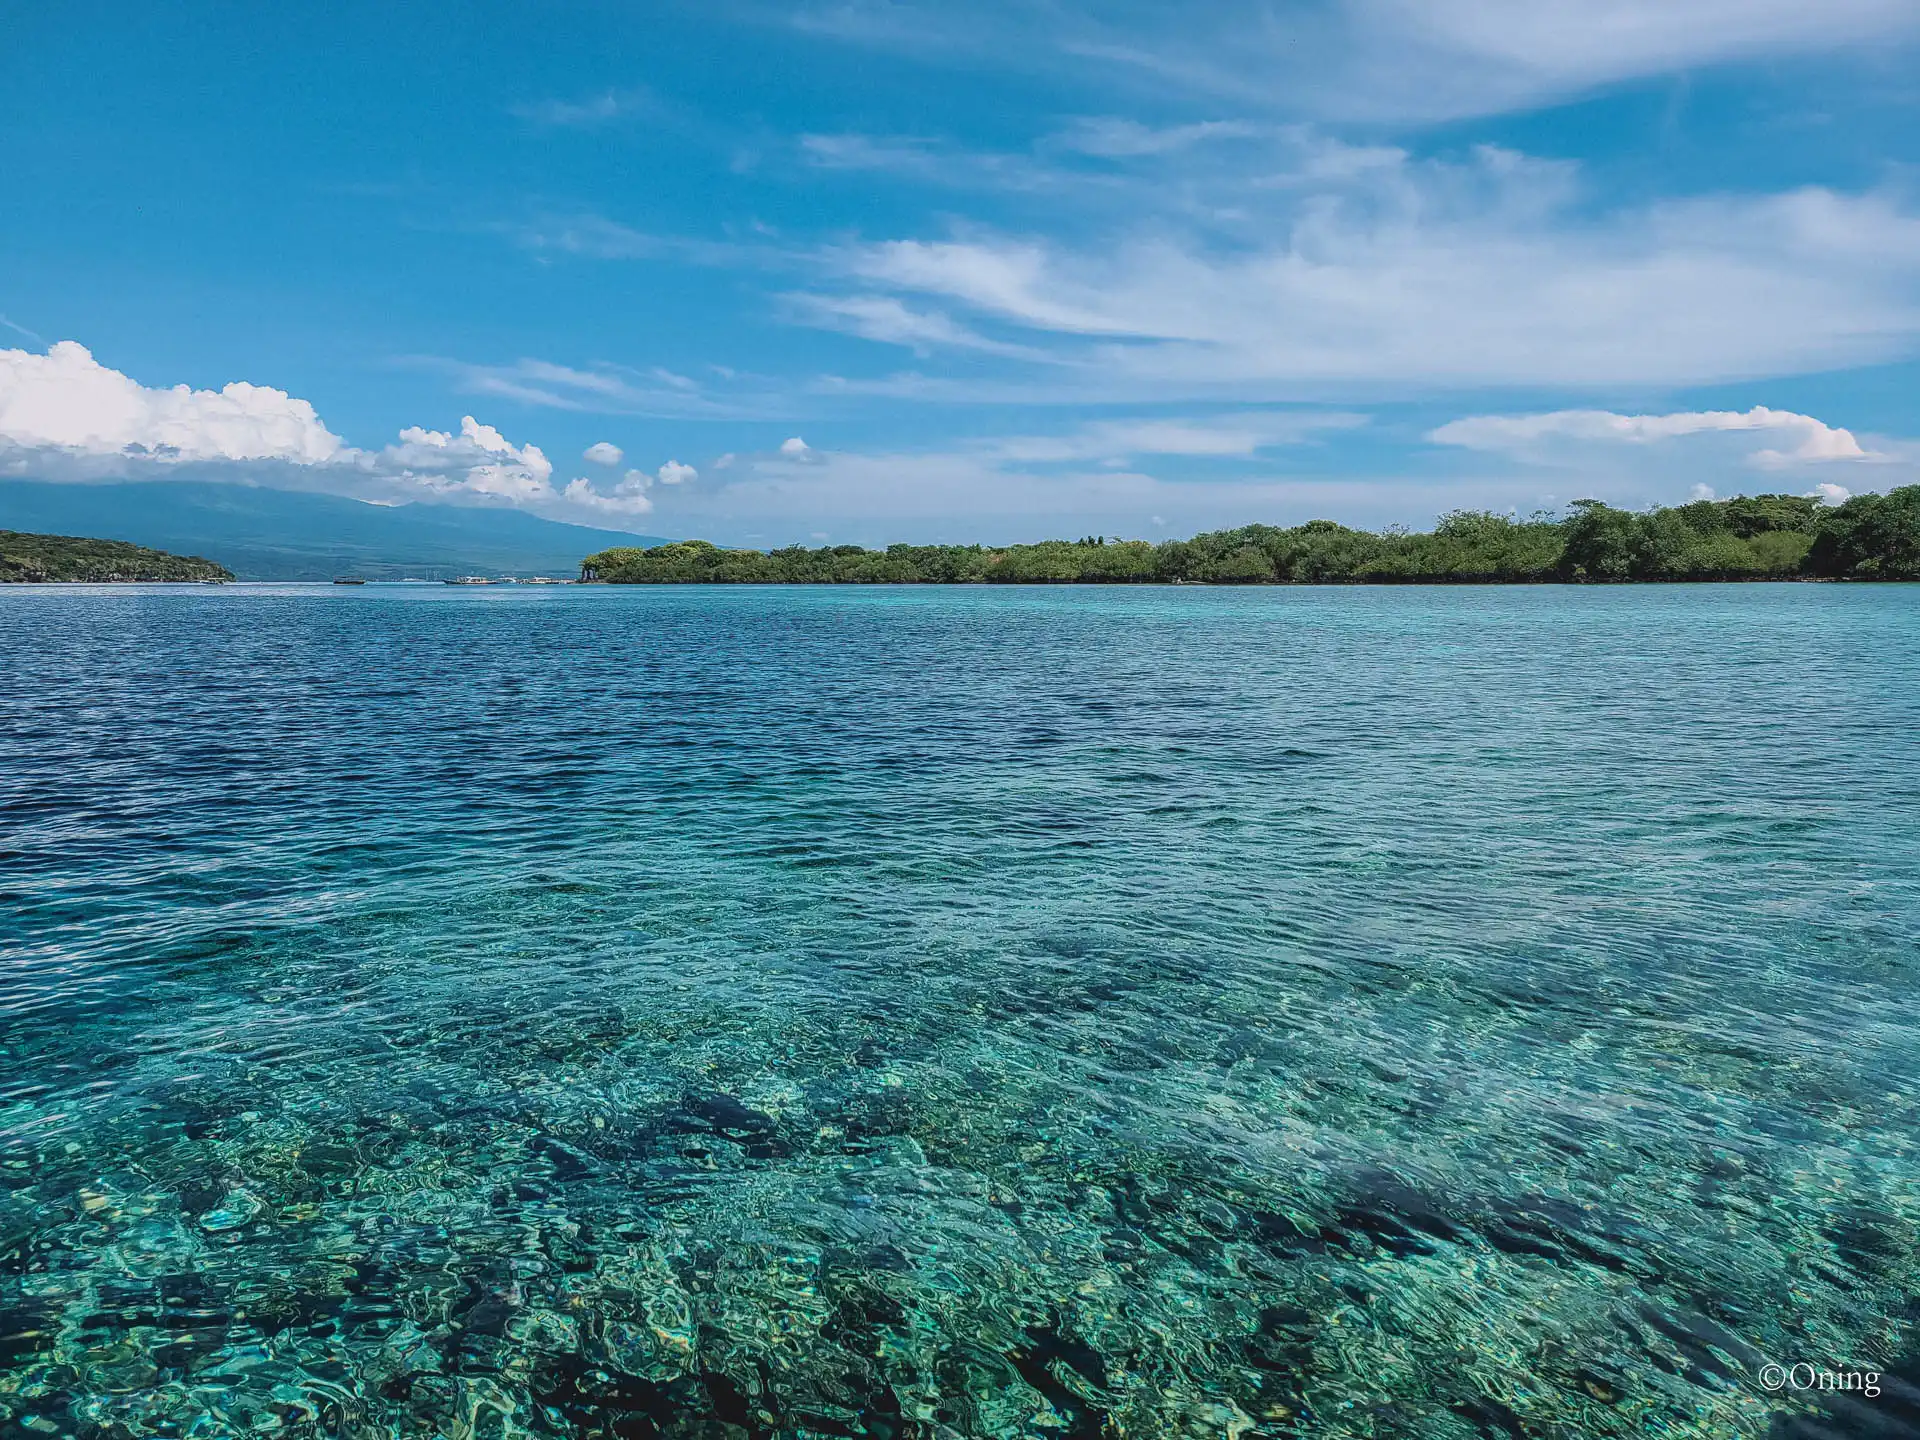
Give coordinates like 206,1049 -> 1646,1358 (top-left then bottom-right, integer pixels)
1,582 -> 1916,1440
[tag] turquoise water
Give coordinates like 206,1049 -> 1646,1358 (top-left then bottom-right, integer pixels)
1,583 -> 1916,1439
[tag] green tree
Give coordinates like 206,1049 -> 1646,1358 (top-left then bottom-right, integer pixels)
1559,500 -> 1644,580
582,488 -> 1918,587
1204,545 -> 1278,582
1807,486 -> 1920,579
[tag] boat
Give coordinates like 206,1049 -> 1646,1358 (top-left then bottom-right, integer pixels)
332,578 -> 366,585
444,576 -> 498,585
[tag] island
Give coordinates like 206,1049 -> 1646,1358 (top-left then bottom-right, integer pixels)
583,487 -> 1920,584
0,530 -> 235,583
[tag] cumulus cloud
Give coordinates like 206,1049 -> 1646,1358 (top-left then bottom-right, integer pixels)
380,417 -> 558,504
584,441 -> 624,467
0,341 -> 346,465
0,341 -> 657,530
563,469 -> 655,516
1429,405 -> 1887,467
780,436 -> 811,456
656,460 -> 697,485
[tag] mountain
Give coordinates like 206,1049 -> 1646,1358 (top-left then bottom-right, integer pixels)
0,481 -> 668,580
1,530 -> 234,582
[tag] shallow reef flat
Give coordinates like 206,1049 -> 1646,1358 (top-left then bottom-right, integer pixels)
0,584 -> 1915,1438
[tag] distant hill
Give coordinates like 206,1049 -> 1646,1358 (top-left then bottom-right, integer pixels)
0,481 -> 668,580
1,530 -> 234,583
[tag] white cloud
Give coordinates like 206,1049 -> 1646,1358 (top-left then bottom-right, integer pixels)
511,89 -> 653,128
797,125 -> 1179,192
780,436 -> 811,456
643,419 -> 1908,543
1429,405 -> 1887,466
563,469 -> 656,515
783,293 -> 1043,358
483,110 -> 1920,404
1347,0 -> 1920,117
584,441 -> 624,467
820,156 -> 1920,391
1045,117 -> 1262,158
987,411 -> 1364,463
1088,0 -> 1920,123
1422,404 -> 1915,510
784,0 -> 1920,123
801,133 -> 958,178
427,350 -> 787,420
795,125 -> 1183,204
0,315 -> 46,346
501,212 -> 760,270
795,121 -> 1398,207
0,341 -> 346,465
380,416 -> 559,504
659,437 -> 1557,540
0,341 -> 659,531
441,356 -> 735,417
657,459 -> 697,485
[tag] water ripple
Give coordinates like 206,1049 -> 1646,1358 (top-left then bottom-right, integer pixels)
0,583 -> 1916,1437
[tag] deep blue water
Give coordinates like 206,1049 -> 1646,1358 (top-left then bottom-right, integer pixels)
1,583 -> 1916,1439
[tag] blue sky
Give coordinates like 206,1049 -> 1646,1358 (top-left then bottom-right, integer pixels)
3,0 -> 1918,544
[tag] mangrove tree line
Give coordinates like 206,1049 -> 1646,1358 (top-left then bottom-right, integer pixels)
582,487 -> 1920,585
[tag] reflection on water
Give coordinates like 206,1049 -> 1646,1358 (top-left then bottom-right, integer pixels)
1,583 -> 1916,1437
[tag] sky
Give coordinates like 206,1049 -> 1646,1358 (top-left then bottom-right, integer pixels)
3,0 -> 1918,545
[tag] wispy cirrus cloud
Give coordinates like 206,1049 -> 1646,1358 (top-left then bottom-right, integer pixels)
780,292 -> 1049,359
982,411 -> 1366,463
807,155 -> 1920,393
1344,0 -> 1920,116
0,314 -> 46,346
493,210 -> 787,269
1043,117 -> 1263,158
794,117 -> 1285,200
446,4 -> 1920,542
510,88 -> 659,128
484,116 -> 1920,406
413,354 -> 791,421
776,0 -> 1920,122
